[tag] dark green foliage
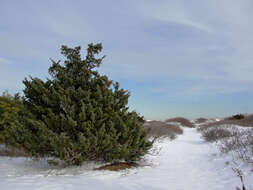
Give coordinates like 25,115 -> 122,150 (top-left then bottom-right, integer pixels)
230,114 -> 245,120
15,43 -> 152,165
0,91 -> 23,145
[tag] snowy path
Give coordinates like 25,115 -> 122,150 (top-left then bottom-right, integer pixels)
0,128 -> 252,190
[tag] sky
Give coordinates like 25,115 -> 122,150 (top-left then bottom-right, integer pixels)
0,0 -> 253,120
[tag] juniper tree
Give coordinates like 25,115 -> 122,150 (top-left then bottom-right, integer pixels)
15,43 -> 152,165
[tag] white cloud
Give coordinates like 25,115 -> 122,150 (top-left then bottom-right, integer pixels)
130,1 -> 253,84
139,1 -> 213,33
0,57 -> 12,65
1,0 -> 253,96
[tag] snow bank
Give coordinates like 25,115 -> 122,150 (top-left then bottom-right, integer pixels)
0,128 -> 252,190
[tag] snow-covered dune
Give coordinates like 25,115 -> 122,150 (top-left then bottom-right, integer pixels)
1,128 -> 252,190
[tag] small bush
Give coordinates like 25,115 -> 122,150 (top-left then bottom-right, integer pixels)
165,117 -> 194,128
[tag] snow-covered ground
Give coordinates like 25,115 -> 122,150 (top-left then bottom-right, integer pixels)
1,128 -> 252,190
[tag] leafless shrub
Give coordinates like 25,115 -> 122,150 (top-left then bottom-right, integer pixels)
165,117 -> 195,128
201,126 -> 233,142
233,167 -> 247,190
143,121 -> 183,139
198,117 -> 253,186
199,121 -> 253,166
219,129 -> 253,165
218,128 -> 241,153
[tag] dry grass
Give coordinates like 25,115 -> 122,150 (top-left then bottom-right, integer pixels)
0,145 -> 27,157
143,121 -> 183,139
94,162 -> 137,171
165,117 -> 195,128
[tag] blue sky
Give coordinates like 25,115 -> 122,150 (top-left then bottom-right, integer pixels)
1,0 -> 253,120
